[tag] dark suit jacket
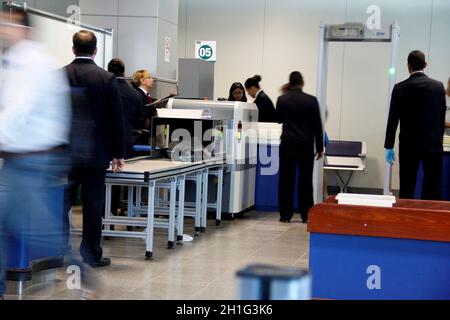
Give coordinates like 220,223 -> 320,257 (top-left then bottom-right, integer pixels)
276,88 -> 324,156
255,90 -> 277,123
135,87 -> 156,128
117,79 -> 144,143
65,59 -> 125,167
385,72 -> 446,153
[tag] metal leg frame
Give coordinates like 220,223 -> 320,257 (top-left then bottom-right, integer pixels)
95,165 -> 224,259
195,172 -> 202,234
104,183 -> 112,232
98,179 -> 178,259
127,187 -> 134,218
207,166 -> 224,226
176,176 -> 186,243
201,169 -> 209,232
335,170 -> 354,193
145,181 -> 155,259
168,178 -> 177,249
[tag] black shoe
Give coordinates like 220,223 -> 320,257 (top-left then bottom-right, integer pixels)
85,257 -> 111,268
279,218 -> 291,223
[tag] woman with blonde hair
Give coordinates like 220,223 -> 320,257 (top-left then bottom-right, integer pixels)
132,69 -> 155,129
132,69 -> 155,105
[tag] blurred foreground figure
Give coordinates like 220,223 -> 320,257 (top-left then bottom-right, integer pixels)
0,6 -> 71,299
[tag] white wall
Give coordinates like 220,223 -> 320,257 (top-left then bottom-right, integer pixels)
179,0 -> 450,190
80,0 -> 178,79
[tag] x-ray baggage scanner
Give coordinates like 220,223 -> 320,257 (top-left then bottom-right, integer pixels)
316,22 -> 400,201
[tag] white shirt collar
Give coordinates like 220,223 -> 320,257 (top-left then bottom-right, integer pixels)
410,70 -> 425,76
255,89 -> 263,99
75,56 -> 95,60
139,87 -> 148,95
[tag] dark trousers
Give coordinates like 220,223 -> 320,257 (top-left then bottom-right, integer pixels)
278,152 -> 315,221
399,149 -> 443,200
64,167 -> 106,263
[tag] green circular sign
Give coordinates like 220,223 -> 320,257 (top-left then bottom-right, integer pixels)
198,45 -> 213,60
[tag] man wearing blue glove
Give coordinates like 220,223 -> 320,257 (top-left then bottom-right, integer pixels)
385,149 -> 395,165
384,50 -> 447,200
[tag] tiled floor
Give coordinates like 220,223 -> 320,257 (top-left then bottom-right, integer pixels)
5,211 -> 310,300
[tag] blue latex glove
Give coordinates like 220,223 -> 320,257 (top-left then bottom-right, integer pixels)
385,149 -> 395,165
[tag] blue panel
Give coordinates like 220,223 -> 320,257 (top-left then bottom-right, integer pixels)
255,145 -> 300,212
8,188 -> 64,269
310,233 -> 450,300
443,152 -> 450,201
133,145 -> 160,152
415,152 -> 450,201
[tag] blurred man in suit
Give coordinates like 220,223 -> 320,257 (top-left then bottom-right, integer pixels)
385,50 -> 446,200
276,71 -> 323,223
0,6 -> 71,299
64,30 -> 125,267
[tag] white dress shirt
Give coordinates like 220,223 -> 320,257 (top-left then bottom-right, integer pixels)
0,40 -> 71,153
139,87 -> 149,96
248,89 -> 263,103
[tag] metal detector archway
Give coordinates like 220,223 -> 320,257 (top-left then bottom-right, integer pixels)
315,22 -> 400,202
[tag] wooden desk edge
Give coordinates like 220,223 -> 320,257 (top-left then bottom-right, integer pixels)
308,200 -> 450,243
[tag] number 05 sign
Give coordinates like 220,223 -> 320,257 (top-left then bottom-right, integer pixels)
195,41 -> 216,62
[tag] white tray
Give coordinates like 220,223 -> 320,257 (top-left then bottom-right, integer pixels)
336,193 -> 396,208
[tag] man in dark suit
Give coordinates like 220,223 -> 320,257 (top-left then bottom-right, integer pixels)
108,58 -> 145,159
64,30 -> 125,267
385,50 -> 447,200
107,58 -> 144,218
276,72 -> 324,223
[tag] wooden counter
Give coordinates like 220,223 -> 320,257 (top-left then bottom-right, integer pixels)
308,197 -> 450,243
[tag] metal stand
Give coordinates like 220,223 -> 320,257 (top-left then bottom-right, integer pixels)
335,170 -> 354,193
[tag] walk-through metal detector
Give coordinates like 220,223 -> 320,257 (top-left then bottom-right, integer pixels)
315,22 -> 400,202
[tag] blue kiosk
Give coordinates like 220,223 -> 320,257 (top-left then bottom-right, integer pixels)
308,197 -> 450,300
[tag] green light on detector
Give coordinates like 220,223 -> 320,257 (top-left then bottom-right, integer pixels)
389,68 -> 396,75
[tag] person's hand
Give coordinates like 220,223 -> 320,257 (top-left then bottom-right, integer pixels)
316,151 -> 324,161
385,149 -> 395,165
111,158 -> 125,173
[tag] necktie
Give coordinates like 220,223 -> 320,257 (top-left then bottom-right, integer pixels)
146,93 -> 153,104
